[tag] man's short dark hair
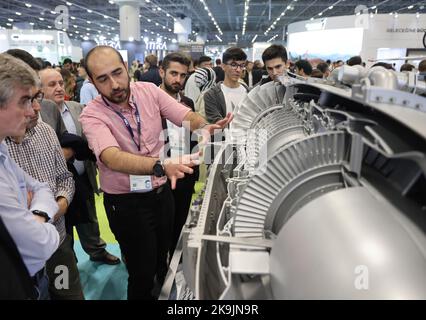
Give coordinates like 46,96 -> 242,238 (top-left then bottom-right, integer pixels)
215,58 -> 221,65
198,56 -> 212,65
42,60 -> 52,69
161,52 -> 191,71
262,44 -> 288,64
295,59 -> 313,75
347,56 -> 362,66
400,63 -> 415,72
84,45 -> 125,79
418,59 -> 426,73
222,47 -> 247,64
372,62 -> 394,70
145,54 -> 158,67
63,58 -> 72,65
316,62 -> 329,74
311,69 -> 323,78
5,49 -> 42,71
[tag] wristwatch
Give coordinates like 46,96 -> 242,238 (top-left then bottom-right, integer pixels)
153,160 -> 165,177
32,210 -> 50,222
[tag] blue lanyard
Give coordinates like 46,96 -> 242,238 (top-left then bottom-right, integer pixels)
102,96 -> 141,151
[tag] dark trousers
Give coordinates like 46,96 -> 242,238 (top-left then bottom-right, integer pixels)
103,184 -> 174,300
169,170 -> 198,257
66,172 -> 107,259
45,235 -> 84,300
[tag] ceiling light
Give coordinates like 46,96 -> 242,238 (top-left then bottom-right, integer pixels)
408,5 -> 414,9
8,18 -> 13,22
66,2 -> 72,5
71,16 -> 76,20
264,0 -> 298,36
38,17 -> 44,21
25,3 -> 32,8
15,12 -> 21,16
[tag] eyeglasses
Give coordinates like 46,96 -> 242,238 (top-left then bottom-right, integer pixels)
225,62 -> 246,70
31,91 -> 44,104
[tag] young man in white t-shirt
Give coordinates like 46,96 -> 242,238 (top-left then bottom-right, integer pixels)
204,47 -> 249,125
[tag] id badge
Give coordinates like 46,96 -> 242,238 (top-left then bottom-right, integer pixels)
129,175 -> 153,192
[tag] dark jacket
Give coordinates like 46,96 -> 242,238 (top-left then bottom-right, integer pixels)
259,75 -> 273,86
0,216 -> 37,300
243,69 -> 264,88
75,76 -> 85,102
138,66 -> 162,86
161,94 -> 199,180
204,82 -> 249,124
40,99 -> 67,140
213,66 -> 224,83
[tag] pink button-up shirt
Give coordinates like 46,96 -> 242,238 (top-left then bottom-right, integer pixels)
79,81 -> 191,194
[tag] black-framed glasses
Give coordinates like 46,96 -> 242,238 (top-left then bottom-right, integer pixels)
31,91 -> 44,104
225,62 -> 246,70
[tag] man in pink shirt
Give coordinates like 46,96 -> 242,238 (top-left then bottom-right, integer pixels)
80,46 -> 232,300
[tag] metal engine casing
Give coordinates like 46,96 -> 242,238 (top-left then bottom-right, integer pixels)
163,69 -> 426,300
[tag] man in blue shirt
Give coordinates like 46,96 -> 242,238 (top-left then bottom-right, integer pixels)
0,53 -> 60,299
78,64 -> 99,105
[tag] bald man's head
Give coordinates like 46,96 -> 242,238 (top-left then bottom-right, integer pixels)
84,46 -> 131,106
39,68 -> 65,107
84,46 -> 125,80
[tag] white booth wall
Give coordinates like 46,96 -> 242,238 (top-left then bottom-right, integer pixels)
287,14 -> 426,69
0,29 -> 83,65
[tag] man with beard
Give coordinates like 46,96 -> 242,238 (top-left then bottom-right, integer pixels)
80,46 -> 232,300
159,52 -> 199,259
38,69 -> 120,267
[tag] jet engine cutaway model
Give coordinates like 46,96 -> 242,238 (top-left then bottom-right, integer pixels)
161,67 -> 426,300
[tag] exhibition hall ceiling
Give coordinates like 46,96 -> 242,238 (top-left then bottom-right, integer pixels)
0,0 -> 423,45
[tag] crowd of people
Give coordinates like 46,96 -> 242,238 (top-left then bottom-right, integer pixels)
1,42 -> 425,300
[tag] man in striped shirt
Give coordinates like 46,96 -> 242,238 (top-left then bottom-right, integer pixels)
6,84 -> 84,300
